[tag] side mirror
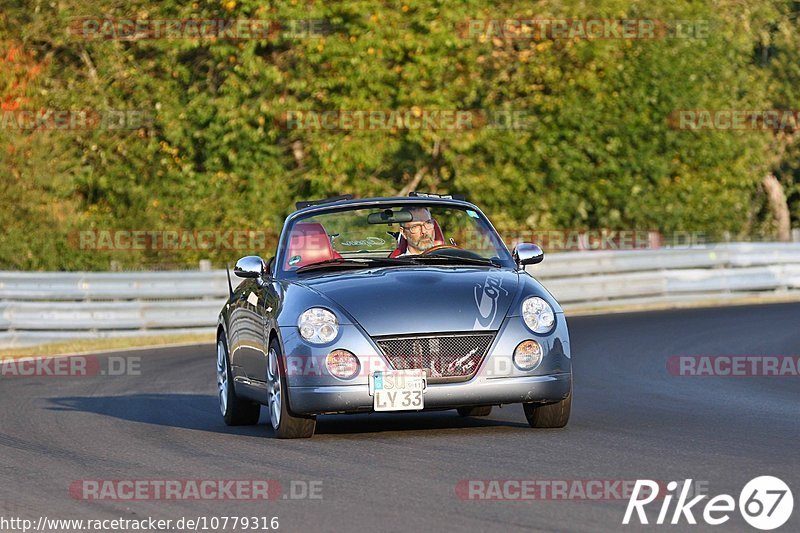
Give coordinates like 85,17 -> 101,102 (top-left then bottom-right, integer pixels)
513,243 -> 544,266
234,256 -> 267,278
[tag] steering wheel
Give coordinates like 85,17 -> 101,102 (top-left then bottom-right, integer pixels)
420,243 -> 490,261
421,244 -> 460,255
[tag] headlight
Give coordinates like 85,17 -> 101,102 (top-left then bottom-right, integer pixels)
514,340 -> 543,370
522,296 -> 555,333
326,349 -> 360,379
298,307 -> 339,344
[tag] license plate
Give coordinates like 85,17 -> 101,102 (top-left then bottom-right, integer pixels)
369,369 -> 426,411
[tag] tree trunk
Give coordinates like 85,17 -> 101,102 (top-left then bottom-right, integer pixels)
291,140 -> 305,168
762,174 -> 791,241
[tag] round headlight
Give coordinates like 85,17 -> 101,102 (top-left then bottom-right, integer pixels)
326,349 -> 360,379
298,308 -> 339,344
514,340 -> 543,370
522,296 -> 555,334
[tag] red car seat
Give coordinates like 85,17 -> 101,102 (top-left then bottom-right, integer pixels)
285,222 -> 342,269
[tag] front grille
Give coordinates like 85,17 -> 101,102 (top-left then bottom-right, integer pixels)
374,332 -> 495,384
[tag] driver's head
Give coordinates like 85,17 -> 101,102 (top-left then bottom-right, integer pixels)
400,207 -> 437,255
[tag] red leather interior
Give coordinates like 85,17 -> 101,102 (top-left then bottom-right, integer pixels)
285,222 -> 342,269
389,219 -> 444,257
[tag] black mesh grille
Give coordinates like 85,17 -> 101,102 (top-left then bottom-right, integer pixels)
374,333 -> 495,383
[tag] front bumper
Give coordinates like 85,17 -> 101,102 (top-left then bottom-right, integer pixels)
278,311 -> 572,415
287,372 -> 572,415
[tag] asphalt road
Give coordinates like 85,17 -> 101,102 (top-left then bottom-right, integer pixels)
1,303 -> 798,532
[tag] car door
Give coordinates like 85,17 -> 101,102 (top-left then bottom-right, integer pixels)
227,279 -> 254,381
238,262 -> 281,384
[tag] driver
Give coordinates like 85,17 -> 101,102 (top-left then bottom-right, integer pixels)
398,207 -> 440,255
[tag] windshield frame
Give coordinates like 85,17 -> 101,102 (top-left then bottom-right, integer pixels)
274,198 -> 514,279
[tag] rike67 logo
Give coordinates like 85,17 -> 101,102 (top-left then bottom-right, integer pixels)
623,476 -> 794,530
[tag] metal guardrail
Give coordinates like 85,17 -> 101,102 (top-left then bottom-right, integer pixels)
534,243 -> 800,304
1,243 -> 799,348
0,272 -> 229,347
0,271 -> 229,300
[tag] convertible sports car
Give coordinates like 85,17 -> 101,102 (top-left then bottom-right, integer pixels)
216,193 -> 572,438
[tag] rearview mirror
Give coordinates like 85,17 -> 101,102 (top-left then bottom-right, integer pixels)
367,209 -> 413,225
234,256 -> 267,278
513,243 -> 544,266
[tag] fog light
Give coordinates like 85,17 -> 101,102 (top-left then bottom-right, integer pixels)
326,349 -> 360,379
513,340 -> 543,370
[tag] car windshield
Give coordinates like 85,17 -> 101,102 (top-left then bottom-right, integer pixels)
277,203 -> 514,276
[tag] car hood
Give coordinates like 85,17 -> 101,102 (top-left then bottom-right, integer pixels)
293,267 -> 521,336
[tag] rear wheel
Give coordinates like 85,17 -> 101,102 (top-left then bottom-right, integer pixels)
523,393 -> 571,428
217,337 -> 260,426
457,406 -> 492,417
266,339 -> 316,439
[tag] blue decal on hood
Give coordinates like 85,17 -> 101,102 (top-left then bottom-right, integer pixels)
473,272 -> 509,328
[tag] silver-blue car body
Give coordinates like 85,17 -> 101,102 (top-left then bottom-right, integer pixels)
216,195 -> 572,438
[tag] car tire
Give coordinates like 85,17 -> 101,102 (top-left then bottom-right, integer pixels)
267,339 -> 316,439
522,393 -> 571,428
217,337 -> 261,426
457,406 -> 492,417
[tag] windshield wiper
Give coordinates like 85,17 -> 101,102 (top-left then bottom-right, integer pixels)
295,257 -> 415,273
407,254 -> 501,268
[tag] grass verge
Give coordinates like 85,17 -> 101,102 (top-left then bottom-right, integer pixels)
0,333 -> 215,358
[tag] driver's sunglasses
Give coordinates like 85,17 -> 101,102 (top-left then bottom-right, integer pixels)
402,219 -> 434,235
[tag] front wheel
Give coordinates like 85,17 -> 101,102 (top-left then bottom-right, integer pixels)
522,393 -> 571,428
266,340 -> 316,439
217,337 -> 260,426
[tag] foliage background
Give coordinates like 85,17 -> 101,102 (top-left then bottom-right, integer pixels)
1,0 -> 799,270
